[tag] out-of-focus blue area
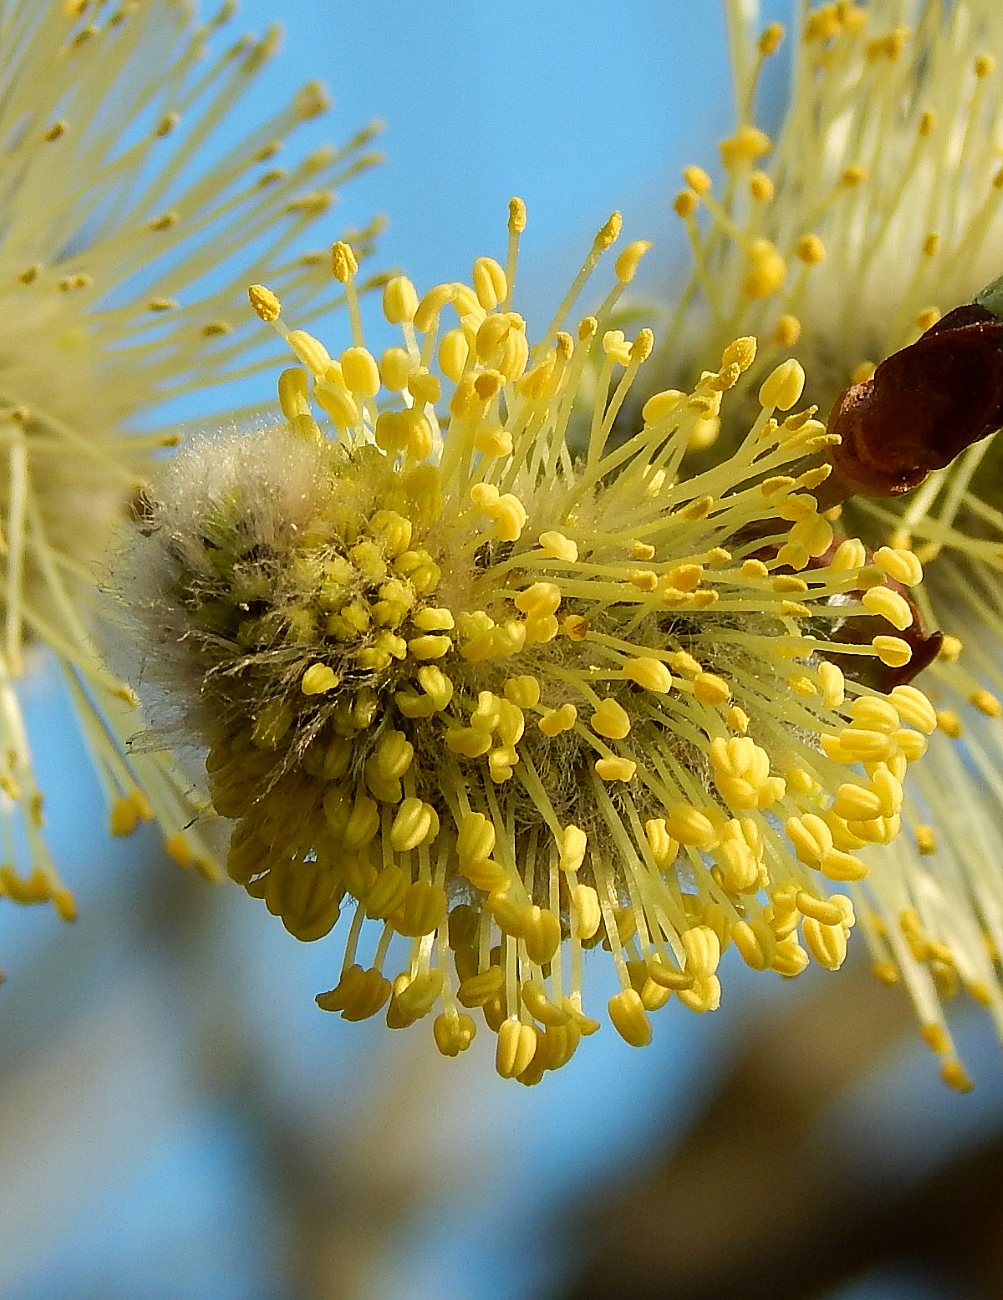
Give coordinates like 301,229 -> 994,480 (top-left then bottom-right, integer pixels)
5,2 -> 1003,1299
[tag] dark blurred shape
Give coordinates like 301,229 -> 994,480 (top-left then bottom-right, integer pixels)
825,303 -> 1003,502
556,965 -> 1003,1300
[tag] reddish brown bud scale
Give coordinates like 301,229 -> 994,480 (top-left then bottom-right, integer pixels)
826,303 -> 1003,498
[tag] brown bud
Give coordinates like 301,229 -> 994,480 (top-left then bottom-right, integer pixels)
826,304 -> 1003,499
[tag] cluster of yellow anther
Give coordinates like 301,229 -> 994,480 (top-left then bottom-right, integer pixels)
128,201 -> 930,1082
0,0 -> 387,945
651,0 -> 1003,1087
665,0 -> 1003,445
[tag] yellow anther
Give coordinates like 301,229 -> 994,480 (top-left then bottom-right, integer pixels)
109,793 -> 145,837
624,657 -> 673,693
614,240 -> 652,284
862,585 -> 913,631
521,981 -> 570,1028
490,889 -> 529,938
693,672 -> 730,706
438,329 -> 469,383
938,634 -> 963,663
720,124 -> 772,169
665,803 -> 717,849
732,919 -> 775,970
301,662 -> 338,695
666,563 -> 703,592
377,348 -> 410,394
629,569 -> 658,592
832,782 -> 882,821
498,678 -> 536,714
508,196 -> 527,233
841,163 -> 868,187
941,1060 -> 974,1093
742,238 -> 786,298
819,849 -> 868,882
407,368 -> 442,406
642,392 -> 684,425
774,314 -> 801,347
725,706 -> 749,734
971,689 -> 1003,718
795,233 -> 825,264
673,189 -> 699,218
749,170 -> 775,202
383,275 -> 419,324
330,240 -> 358,283
668,651 -> 703,678
802,917 -> 848,970
915,824 -> 937,855
413,282 -> 456,334
559,824 -> 588,873
888,685 -> 936,734
340,346 -> 380,397
366,865 -> 410,920
456,813 -> 497,870
410,607 -> 452,634
317,966 -> 391,1021
644,818 -> 678,869
492,493 -> 527,541
571,884 -> 602,941
538,703 -> 577,737
496,1018 -> 539,1079
595,756 -> 636,781
817,661 -> 845,710
248,283 -> 281,322
472,256 -> 507,310
759,358 -> 806,410
741,559 -> 769,579
470,422 -> 510,457
831,537 -> 867,571
495,700 -> 525,747
313,380 -> 360,429
369,730 -> 415,787
523,905 -> 561,965
602,329 -> 632,365
392,965 -> 445,1019
677,974 -> 722,1013
163,833 -> 196,869
593,211 -> 622,251
915,307 -> 940,332
468,690 -> 501,734
630,328 -> 654,363
433,1011 -> 477,1057
457,965 -> 505,1006
608,988 -> 651,1047
591,698 -> 631,740
538,531 -> 578,563
786,812 -> 834,866
758,21 -> 784,54
682,925 -> 721,979
286,329 -> 332,376
515,581 -> 561,618
872,636 -> 912,668
277,367 -> 311,420
341,794 -> 380,851
873,545 -> 923,586
682,165 -> 712,194
975,53 -> 995,77
389,798 -> 440,854
718,339 -> 756,377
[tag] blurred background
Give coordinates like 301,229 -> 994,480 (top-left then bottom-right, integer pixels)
6,2 -> 1003,1298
